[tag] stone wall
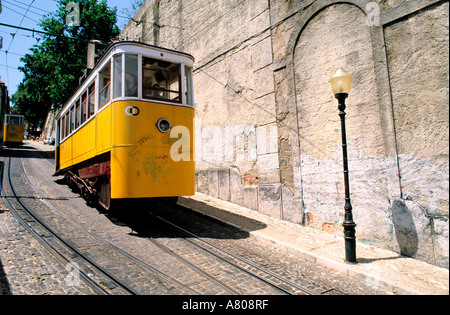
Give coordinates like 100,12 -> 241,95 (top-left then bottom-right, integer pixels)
121,0 -> 449,268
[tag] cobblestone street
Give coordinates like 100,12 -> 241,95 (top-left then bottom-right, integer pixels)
0,202 -> 94,295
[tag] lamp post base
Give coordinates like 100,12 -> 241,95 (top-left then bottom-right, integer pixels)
343,220 -> 357,263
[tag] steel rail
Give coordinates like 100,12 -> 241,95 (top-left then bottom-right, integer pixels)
20,146 -> 238,295
31,147 -> 298,295
0,160 -> 108,295
1,157 -> 137,295
147,237 -> 239,295
19,155 -> 200,295
150,211 -> 318,295
14,144 -> 317,295
23,151 -> 237,295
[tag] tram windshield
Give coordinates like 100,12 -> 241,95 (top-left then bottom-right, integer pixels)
143,57 -> 181,103
6,115 -> 24,125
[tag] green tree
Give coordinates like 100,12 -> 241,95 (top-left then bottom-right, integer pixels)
12,0 -> 120,133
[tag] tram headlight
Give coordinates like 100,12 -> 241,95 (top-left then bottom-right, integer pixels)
156,118 -> 172,133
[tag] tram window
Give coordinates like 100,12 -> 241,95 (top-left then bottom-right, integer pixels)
61,117 -> 65,140
69,107 -> 75,134
99,63 -> 111,108
70,105 -> 75,133
142,57 -> 181,103
76,100 -> 81,129
185,66 -> 194,106
81,91 -> 87,124
125,54 -> 138,97
60,118 -> 63,140
10,116 -> 20,125
69,108 -> 72,134
65,113 -> 69,138
113,55 -> 122,98
88,82 -> 95,118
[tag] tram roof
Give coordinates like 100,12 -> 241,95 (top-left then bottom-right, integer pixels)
101,41 -> 195,63
57,41 -> 195,117
5,114 -> 24,117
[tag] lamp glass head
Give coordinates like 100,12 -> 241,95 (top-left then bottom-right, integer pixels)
330,68 -> 352,95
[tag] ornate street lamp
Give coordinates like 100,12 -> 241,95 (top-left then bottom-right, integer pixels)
330,68 -> 357,263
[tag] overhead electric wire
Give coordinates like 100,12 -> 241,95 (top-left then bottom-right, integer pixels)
0,22 -> 107,46
0,63 -> 17,70
1,4 -> 40,22
0,49 -> 25,57
6,0 -> 36,52
3,0 -> 49,19
8,0 -> 52,14
1,0 -> 36,87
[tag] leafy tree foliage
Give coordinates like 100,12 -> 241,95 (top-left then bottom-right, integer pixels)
12,0 -> 120,133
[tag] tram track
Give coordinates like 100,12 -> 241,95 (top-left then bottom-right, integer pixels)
6,147 -> 291,295
19,154 -> 204,295
14,146 -> 306,295
2,144 -> 328,295
147,211 -> 318,295
1,152 -> 201,295
0,157 -> 127,295
17,150 -> 242,295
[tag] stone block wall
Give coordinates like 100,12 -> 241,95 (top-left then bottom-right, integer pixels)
121,0 -> 449,268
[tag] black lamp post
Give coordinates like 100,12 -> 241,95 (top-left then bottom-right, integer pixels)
330,68 -> 357,263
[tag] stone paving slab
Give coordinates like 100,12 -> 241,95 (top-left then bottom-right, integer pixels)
178,193 -> 449,295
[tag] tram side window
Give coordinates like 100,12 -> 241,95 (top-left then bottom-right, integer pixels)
125,54 -> 138,97
65,112 -> 69,138
81,91 -> 87,124
70,105 -> 75,133
113,55 -> 122,99
59,118 -> 63,140
185,66 -> 194,106
99,63 -> 111,108
88,82 -> 95,118
75,100 -> 81,129
61,117 -> 65,140
142,57 -> 181,103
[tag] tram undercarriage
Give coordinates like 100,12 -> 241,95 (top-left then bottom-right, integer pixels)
56,152 -> 112,210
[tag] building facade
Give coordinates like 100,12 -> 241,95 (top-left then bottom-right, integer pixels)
121,0 -> 449,268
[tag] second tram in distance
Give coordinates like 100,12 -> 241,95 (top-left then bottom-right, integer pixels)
3,114 -> 25,147
55,41 -> 195,209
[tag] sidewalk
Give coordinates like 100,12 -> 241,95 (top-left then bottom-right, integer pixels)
178,193 -> 449,295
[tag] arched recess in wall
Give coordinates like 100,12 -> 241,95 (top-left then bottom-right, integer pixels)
292,2 -> 392,239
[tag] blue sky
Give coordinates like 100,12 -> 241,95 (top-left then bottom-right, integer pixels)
0,0 -> 137,98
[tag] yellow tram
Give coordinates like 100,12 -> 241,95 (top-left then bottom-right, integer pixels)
3,114 -> 25,146
55,41 -> 195,209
